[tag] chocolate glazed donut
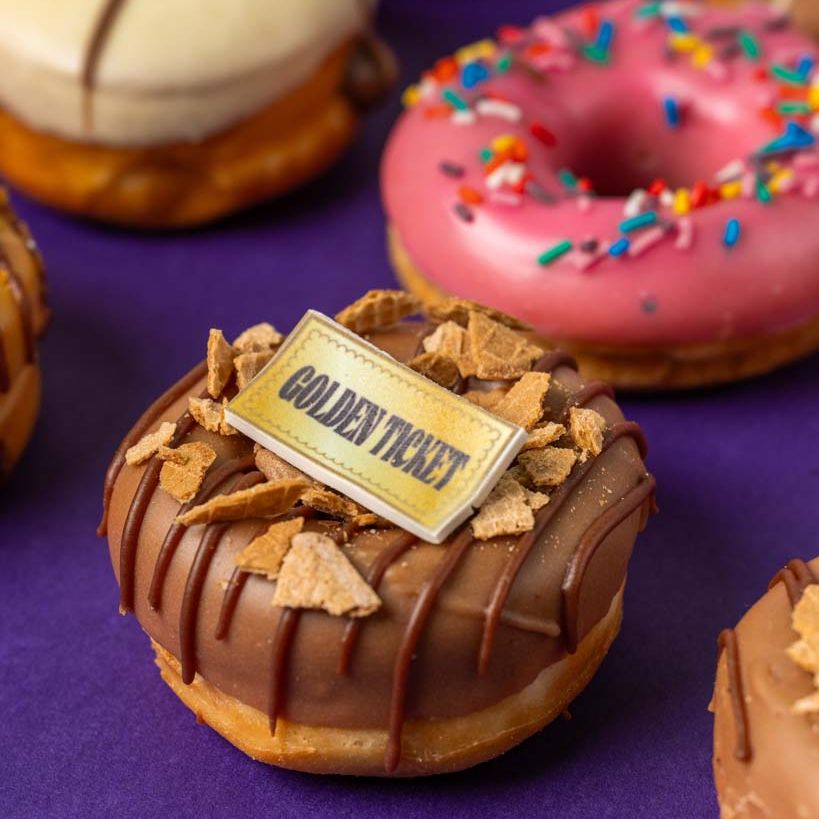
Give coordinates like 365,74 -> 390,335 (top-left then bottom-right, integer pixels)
101,321 -> 655,776
712,557 -> 819,817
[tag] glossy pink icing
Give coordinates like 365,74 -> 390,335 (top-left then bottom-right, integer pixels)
382,0 -> 819,346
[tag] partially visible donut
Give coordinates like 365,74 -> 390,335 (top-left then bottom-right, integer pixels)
0,1 -> 396,228
382,0 -> 819,388
100,291 -> 656,775
0,190 -> 49,479
712,557 -> 819,818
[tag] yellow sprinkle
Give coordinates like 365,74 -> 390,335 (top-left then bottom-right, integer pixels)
673,188 -> 691,216
769,169 -> 794,193
401,85 -> 420,107
490,134 -> 517,152
719,181 -> 742,200
692,44 -> 714,69
669,33 -> 699,54
809,85 -> 819,110
455,39 -> 496,63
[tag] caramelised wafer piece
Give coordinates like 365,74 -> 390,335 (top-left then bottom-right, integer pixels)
426,297 -> 532,331
471,474 -> 548,541
233,323 -> 283,354
157,442 -> 217,503
207,329 -> 235,399
235,517 -> 305,581
518,446 -> 577,488
335,289 -> 420,335
492,372 -> 551,430
188,397 -> 236,436
569,407 -> 607,460
467,312 -> 543,380
176,478 -> 307,526
125,422 -> 176,466
235,351 -> 275,389
408,351 -> 460,389
272,531 -> 381,616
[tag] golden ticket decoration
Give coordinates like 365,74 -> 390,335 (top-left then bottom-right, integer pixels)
225,311 -> 528,543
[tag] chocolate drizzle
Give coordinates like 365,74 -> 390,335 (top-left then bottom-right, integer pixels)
98,360 -> 207,536
148,454 -> 256,612
768,559 -> 818,608
477,421 -> 648,675
561,474 -> 657,653
81,0 -> 130,132
179,471 -> 266,684
118,410 -> 199,612
338,531 -> 418,675
718,628 -> 752,762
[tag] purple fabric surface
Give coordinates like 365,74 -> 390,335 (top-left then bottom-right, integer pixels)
2,1 -> 818,816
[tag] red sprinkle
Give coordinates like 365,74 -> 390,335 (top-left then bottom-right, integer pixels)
458,185 -> 484,205
753,66 -> 768,82
648,178 -> 667,195
525,42 -> 552,58
760,106 -> 782,127
690,181 -> 709,208
431,57 -> 458,82
530,121 -> 557,147
497,24 -> 525,44
779,86 -> 808,101
423,104 -> 451,119
577,177 -> 593,193
580,6 -> 600,39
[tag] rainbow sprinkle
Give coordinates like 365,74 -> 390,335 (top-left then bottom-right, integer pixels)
723,218 -> 741,247
538,240 -> 573,266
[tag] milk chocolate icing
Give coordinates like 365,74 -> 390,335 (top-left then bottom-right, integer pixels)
103,321 -> 654,772
713,557 -> 819,818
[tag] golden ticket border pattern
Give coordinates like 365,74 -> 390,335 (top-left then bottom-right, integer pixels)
229,313 -> 521,527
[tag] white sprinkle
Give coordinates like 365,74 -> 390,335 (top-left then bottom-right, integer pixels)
674,217 -> 694,250
741,173 -> 756,198
628,227 -> 667,258
489,190 -> 522,206
811,114 -> 819,135
624,189 -> 650,218
476,99 -> 522,122
484,161 -> 526,190
660,2 -> 704,18
659,189 -> 675,209
451,110 -> 477,126
715,159 -> 746,184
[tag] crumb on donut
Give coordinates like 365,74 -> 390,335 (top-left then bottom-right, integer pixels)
518,446 -> 578,488
157,441 -> 217,503
188,397 -> 236,436
176,478 -> 307,526
235,350 -> 275,389
301,487 -> 366,521
569,407 -> 607,460
272,531 -> 381,617
467,312 -> 543,380
254,445 -> 311,484
232,322 -> 283,354
125,421 -> 176,465
207,329 -> 235,399
493,371 -> 551,430
471,473 -> 548,540
235,517 -> 305,581
521,422 -> 566,451
426,297 -> 531,331
408,351 -> 460,389
787,585 -> 819,716
334,289 -> 421,335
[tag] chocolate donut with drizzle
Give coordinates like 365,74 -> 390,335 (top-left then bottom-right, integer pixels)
101,293 -> 655,776
0,188 -> 49,479
712,557 -> 819,817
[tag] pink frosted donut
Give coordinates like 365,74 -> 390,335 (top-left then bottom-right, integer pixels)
382,0 -> 819,388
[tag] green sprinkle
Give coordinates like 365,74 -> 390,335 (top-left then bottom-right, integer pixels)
777,101 -> 811,115
771,64 -> 807,86
538,240 -> 573,266
558,168 -> 578,189
478,147 -> 492,163
756,177 -> 772,204
634,2 -> 662,18
738,30 -> 761,61
496,53 -> 512,73
620,211 -> 658,233
583,44 -> 610,64
442,88 -> 469,110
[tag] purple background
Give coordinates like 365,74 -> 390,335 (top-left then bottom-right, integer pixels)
2,1 -> 818,816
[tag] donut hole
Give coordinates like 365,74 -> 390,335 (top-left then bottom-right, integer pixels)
561,88 -> 764,198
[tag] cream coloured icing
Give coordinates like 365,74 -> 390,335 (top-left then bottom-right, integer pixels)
382,0 -> 819,346
0,0 -> 372,146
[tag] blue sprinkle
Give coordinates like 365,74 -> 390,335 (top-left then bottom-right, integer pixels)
760,121 -> 816,154
595,20 -> 615,51
609,237 -> 631,257
723,218 -> 741,248
663,96 -> 681,128
461,61 -> 490,89
797,54 -> 815,81
666,16 -> 688,33
620,211 -> 658,233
